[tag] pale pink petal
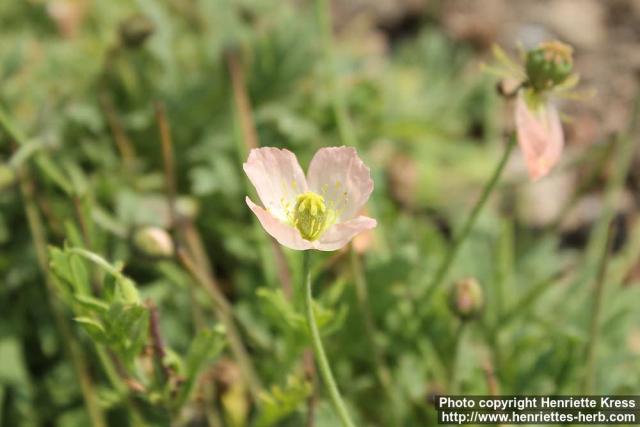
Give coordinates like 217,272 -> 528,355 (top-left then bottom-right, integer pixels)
306,147 -> 374,221
313,216 -> 377,251
515,96 -> 565,181
243,148 -> 308,221
246,197 -> 313,250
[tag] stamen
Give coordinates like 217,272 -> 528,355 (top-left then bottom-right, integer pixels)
291,191 -> 336,241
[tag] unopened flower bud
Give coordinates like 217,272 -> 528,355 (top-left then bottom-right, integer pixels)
119,14 -> 155,48
449,277 -> 484,320
0,164 -> 16,191
132,226 -> 174,259
525,41 -> 573,92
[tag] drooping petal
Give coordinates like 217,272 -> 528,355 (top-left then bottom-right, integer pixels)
515,96 -> 564,181
243,148 -> 308,221
314,216 -> 377,251
246,197 -> 313,250
306,146 -> 374,222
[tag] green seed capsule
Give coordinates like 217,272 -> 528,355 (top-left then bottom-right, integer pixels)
525,41 -> 573,92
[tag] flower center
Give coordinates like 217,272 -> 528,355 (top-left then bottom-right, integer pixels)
291,192 -> 335,241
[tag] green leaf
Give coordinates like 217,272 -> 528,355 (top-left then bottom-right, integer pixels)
74,316 -> 106,341
48,246 -> 90,295
102,303 -> 149,364
34,154 -> 74,195
74,294 -> 109,314
0,337 -> 29,386
257,287 -> 346,339
256,288 -> 306,334
254,375 -> 311,427
175,326 -> 226,408
114,278 -> 141,305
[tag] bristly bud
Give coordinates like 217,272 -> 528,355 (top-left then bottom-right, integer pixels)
132,226 -> 174,259
0,164 -> 16,192
119,14 -> 155,48
525,41 -> 573,93
449,277 -> 484,321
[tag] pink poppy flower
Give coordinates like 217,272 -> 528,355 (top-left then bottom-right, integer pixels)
243,146 -> 377,251
515,95 -> 564,181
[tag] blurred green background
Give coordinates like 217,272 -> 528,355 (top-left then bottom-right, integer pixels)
1,0 -> 639,426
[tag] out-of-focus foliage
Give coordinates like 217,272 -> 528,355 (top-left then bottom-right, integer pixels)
0,0 -> 639,426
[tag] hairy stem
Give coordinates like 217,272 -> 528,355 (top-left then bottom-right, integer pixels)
303,252 -> 356,427
154,102 -> 178,227
449,322 -> 467,393
425,135 -> 517,300
583,224 -> 615,393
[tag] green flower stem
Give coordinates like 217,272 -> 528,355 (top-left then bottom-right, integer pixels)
583,224 -> 614,393
424,135 -> 517,300
581,92 -> 639,391
581,102 -> 639,285
497,272 -> 562,326
303,251 -> 356,427
578,92 -> 639,394
449,322 -> 467,393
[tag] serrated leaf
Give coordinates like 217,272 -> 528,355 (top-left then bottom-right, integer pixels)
254,375 -> 311,427
257,287 -> 346,339
102,303 -> 149,364
48,246 -> 90,295
256,288 -> 306,334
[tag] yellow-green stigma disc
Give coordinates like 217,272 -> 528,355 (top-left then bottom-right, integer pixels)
292,192 -> 334,241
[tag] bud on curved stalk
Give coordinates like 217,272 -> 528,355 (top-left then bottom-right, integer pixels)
488,41 -> 580,181
449,277 -> 484,321
132,226 -> 174,259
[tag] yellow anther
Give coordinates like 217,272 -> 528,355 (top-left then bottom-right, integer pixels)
291,192 -> 335,241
